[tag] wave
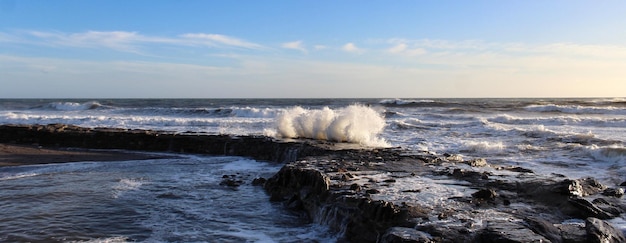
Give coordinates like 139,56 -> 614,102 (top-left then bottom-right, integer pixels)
524,104 -> 626,115
460,141 -> 506,154
380,99 -> 436,106
275,105 -> 388,147
44,101 -> 104,111
131,106 -> 280,119
586,144 -> 626,163
488,114 -> 626,128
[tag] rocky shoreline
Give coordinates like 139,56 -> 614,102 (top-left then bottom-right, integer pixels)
1,124 -> 625,242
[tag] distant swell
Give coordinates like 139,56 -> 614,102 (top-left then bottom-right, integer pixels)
275,105 -> 388,147
524,104 -> 626,115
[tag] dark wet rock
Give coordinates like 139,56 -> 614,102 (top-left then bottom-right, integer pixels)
557,223 -> 587,243
0,124 -> 332,163
602,187 -> 625,198
592,198 -> 625,216
451,168 -> 488,182
379,227 -> 433,243
252,177 -> 267,186
524,217 -> 562,243
479,219 -> 550,242
518,177 -> 607,206
220,178 -> 243,187
504,166 -> 534,173
569,197 -> 615,219
585,217 -> 626,243
620,181 -> 626,187
472,188 -> 497,201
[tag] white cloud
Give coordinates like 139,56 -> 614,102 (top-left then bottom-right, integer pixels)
387,43 -> 427,56
180,33 -> 263,49
281,40 -> 307,53
342,42 -> 362,53
388,43 -> 407,53
1,30 -> 264,53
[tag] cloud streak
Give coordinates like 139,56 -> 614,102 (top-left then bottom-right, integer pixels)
1,30 -> 265,53
281,40 -> 307,53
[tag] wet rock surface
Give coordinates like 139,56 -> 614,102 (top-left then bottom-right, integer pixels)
1,124 -> 625,242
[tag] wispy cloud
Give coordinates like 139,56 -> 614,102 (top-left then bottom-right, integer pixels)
281,40 -> 307,53
342,42 -> 362,53
387,43 -> 426,56
180,33 -> 264,49
1,30 -> 264,53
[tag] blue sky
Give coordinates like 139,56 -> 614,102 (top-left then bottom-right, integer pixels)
1,0 -> 625,98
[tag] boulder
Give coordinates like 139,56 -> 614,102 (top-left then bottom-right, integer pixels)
585,217 -> 626,243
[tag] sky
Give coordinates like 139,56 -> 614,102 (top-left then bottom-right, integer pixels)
1,0 -> 625,98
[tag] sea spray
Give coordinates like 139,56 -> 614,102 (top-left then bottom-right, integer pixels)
275,105 -> 388,147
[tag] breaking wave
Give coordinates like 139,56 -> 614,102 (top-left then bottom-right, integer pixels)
586,144 -> 626,163
275,105 -> 388,147
45,101 -> 104,111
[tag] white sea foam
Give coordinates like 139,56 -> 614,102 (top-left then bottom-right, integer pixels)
230,107 -> 279,118
0,172 -> 39,181
488,114 -> 626,128
112,178 -> 145,199
275,105 -> 388,147
461,141 -> 506,154
66,236 -> 130,243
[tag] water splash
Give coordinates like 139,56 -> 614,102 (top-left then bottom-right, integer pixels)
275,105 -> 388,147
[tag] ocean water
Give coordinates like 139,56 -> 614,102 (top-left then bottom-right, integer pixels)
0,98 -> 625,241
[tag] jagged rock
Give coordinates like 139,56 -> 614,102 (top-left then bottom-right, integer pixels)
479,219 -> 550,242
518,178 -> 607,206
557,223 -> 587,243
585,217 -> 626,243
569,197 -> 615,219
592,198 -> 625,216
379,227 -> 433,243
524,217 -> 562,243
465,158 -> 487,167
603,187 -> 625,198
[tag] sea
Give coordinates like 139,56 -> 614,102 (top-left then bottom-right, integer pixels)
0,98 -> 625,242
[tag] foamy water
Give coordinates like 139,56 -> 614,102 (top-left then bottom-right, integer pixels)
0,156 -> 339,242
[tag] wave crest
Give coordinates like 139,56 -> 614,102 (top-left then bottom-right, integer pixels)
275,105 -> 388,147
46,101 -> 103,111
